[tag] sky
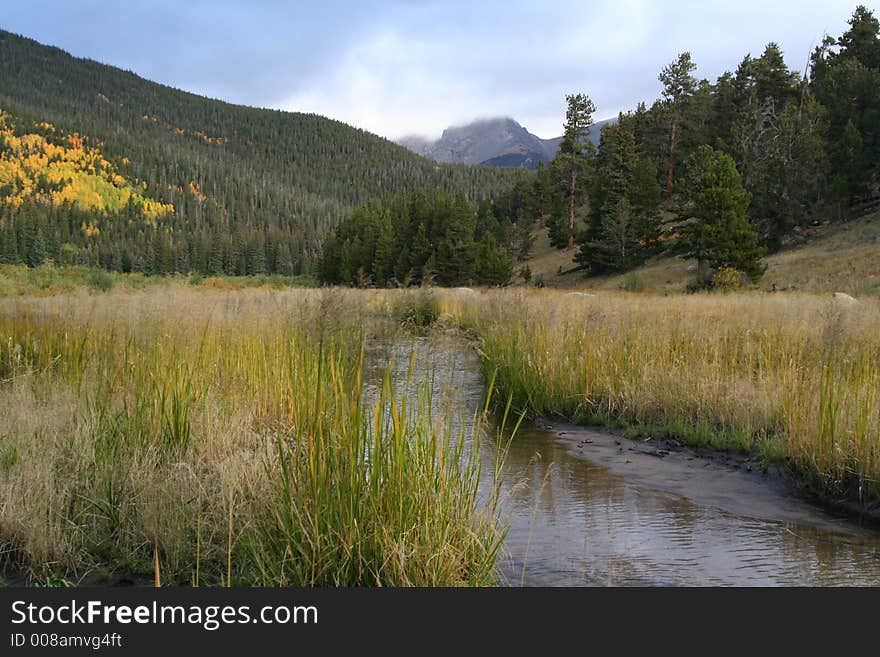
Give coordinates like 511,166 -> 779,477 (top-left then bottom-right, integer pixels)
2,1 -> 876,140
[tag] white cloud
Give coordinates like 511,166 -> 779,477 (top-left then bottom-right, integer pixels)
279,11 -> 630,140
282,28 -> 488,139
8,0 -> 870,140
278,0 -> 869,140
10,0 -> 856,142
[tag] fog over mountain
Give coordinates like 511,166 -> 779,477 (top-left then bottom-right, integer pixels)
397,116 -> 611,169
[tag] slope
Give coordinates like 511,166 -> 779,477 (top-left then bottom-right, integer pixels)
521,211 -> 880,295
0,29 -> 524,275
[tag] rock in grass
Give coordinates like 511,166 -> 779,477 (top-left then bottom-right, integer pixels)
832,292 -> 859,305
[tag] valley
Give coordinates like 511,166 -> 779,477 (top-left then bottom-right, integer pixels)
1,4 -> 880,591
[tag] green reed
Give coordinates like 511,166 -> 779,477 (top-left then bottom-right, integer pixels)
0,288 -> 503,585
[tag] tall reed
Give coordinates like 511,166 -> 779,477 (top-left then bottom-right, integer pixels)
0,287 -> 501,585
441,288 -> 880,502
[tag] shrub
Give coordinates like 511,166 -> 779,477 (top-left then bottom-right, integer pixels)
87,268 -> 116,292
621,273 -> 646,292
393,290 -> 440,331
711,266 -> 746,292
26,262 -> 60,290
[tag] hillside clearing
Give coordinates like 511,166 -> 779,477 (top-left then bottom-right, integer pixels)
521,211 -> 880,295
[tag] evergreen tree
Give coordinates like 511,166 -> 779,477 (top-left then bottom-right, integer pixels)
836,5 -> 880,69
552,93 -> 596,251
811,6 -> 880,205
247,234 -> 266,275
734,85 -> 829,247
659,52 -> 698,199
682,146 -> 766,281
408,223 -> 431,283
629,156 -> 663,227
710,71 -> 741,152
832,119 -> 868,211
521,162 -> 552,224
476,232 -> 513,286
592,197 -> 642,271
208,234 -> 225,275
752,43 -> 800,107
319,189 -> 518,287
27,227 -> 47,267
0,222 -> 20,264
372,212 -> 394,287
434,194 -> 477,285
575,119 -> 661,273
509,218 -> 536,262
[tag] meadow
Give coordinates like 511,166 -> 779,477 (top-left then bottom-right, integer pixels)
443,288 -> 880,506
2,282 -> 879,585
0,287 -> 502,585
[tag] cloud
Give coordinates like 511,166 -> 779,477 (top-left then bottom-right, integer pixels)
282,28 -> 490,139
3,0 -> 873,139
279,0 -> 866,139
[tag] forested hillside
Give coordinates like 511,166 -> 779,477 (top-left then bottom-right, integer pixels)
513,5 -> 880,289
0,30 -> 523,275
319,189 -> 523,287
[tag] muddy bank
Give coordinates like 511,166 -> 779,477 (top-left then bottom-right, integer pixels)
365,333 -> 880,585
538,419 -> 880,534
494,420 -> 880,586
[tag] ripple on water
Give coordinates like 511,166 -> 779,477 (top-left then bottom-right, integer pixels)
368,335 -> 880,587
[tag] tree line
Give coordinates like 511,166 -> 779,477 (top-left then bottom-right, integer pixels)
514,5 -> 880,285
319,189 -> 517,286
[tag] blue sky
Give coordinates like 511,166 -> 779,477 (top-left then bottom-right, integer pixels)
2,1 -> 875,139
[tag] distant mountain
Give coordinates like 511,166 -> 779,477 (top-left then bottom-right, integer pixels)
397,118 -> 553,169
395,135 -> 433,156
480,152 -> 548,168
397,117 -> 613,169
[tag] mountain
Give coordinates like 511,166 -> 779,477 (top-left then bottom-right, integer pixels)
0,30 -> 524,276
395,135 -> 434,156
397,118 -> 551,169
397,117 -> 614,169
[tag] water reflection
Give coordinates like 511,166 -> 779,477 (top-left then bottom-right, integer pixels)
366,333 -> 880,586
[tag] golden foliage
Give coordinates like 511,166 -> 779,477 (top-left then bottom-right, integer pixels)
0,109 -> 173,223
188,181 -> 207,203
139,111 -> 227,145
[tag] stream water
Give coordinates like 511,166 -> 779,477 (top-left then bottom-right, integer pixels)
367,333 -> 880,586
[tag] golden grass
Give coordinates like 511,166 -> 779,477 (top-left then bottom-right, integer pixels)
520,211 -> 880,294
0,287 -> 502,585
440,288 -> 880,502
762,214 -> 880,295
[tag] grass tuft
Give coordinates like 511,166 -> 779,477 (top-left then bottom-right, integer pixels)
0,287 -> 501,585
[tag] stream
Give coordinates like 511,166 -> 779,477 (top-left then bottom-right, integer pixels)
367,333 -> 880,586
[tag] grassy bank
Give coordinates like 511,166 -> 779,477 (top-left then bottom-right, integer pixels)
0,287 -> 501,585
440,288 -> 880,505
4,282 -> 879,583
0,263 -> 317,297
